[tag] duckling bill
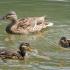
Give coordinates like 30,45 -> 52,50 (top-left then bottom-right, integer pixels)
0,42 -> 32,60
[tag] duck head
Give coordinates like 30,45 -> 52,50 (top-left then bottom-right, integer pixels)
1,11 -> 17,21
18,42 -> 32,57
19,42 -> 32,52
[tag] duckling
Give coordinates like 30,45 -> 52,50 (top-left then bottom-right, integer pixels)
59,37 -> 70,48
1,11 -> 53,34
0,42 -> 32,60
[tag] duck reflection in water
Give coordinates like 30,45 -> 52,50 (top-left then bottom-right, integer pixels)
59,37 -> 70,48
0,42 -> 32,60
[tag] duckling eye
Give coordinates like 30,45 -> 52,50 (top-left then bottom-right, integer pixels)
8,14 -> 13,15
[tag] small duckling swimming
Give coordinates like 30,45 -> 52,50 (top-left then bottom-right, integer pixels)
0,42 -> 32,60
1,11 -> 53,34
59,37 -> 70,48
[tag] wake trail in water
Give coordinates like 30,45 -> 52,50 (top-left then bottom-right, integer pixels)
54,25 -> 69,27
28,49 -> 51,60
47,0 -> 69,2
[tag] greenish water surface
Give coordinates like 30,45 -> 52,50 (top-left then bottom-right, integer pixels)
0,0 -> 70,70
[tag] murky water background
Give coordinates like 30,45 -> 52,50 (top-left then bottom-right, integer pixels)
0,0 -> 70,70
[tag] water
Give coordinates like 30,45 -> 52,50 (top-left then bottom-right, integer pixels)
0,0 -> 70,70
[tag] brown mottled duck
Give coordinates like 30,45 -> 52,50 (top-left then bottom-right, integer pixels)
1,11 -> 53,34
0,42 -> 32,60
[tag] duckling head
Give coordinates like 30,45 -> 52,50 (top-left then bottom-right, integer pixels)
3,11 -> 17,21
19,42 -> 32,52
60,37 -> 66,41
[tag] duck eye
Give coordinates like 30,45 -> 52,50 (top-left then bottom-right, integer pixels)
7,14 -> 12,15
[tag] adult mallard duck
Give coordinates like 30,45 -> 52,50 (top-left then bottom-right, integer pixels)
0,42 -> 32,60
1,11 -> 53,34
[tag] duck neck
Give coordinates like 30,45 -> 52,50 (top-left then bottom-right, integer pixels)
11,19 -> 17,24
19,50 -> 26,57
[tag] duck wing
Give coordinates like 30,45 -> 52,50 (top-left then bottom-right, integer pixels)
18,16 -> 46,28
0,49 -> 18,58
